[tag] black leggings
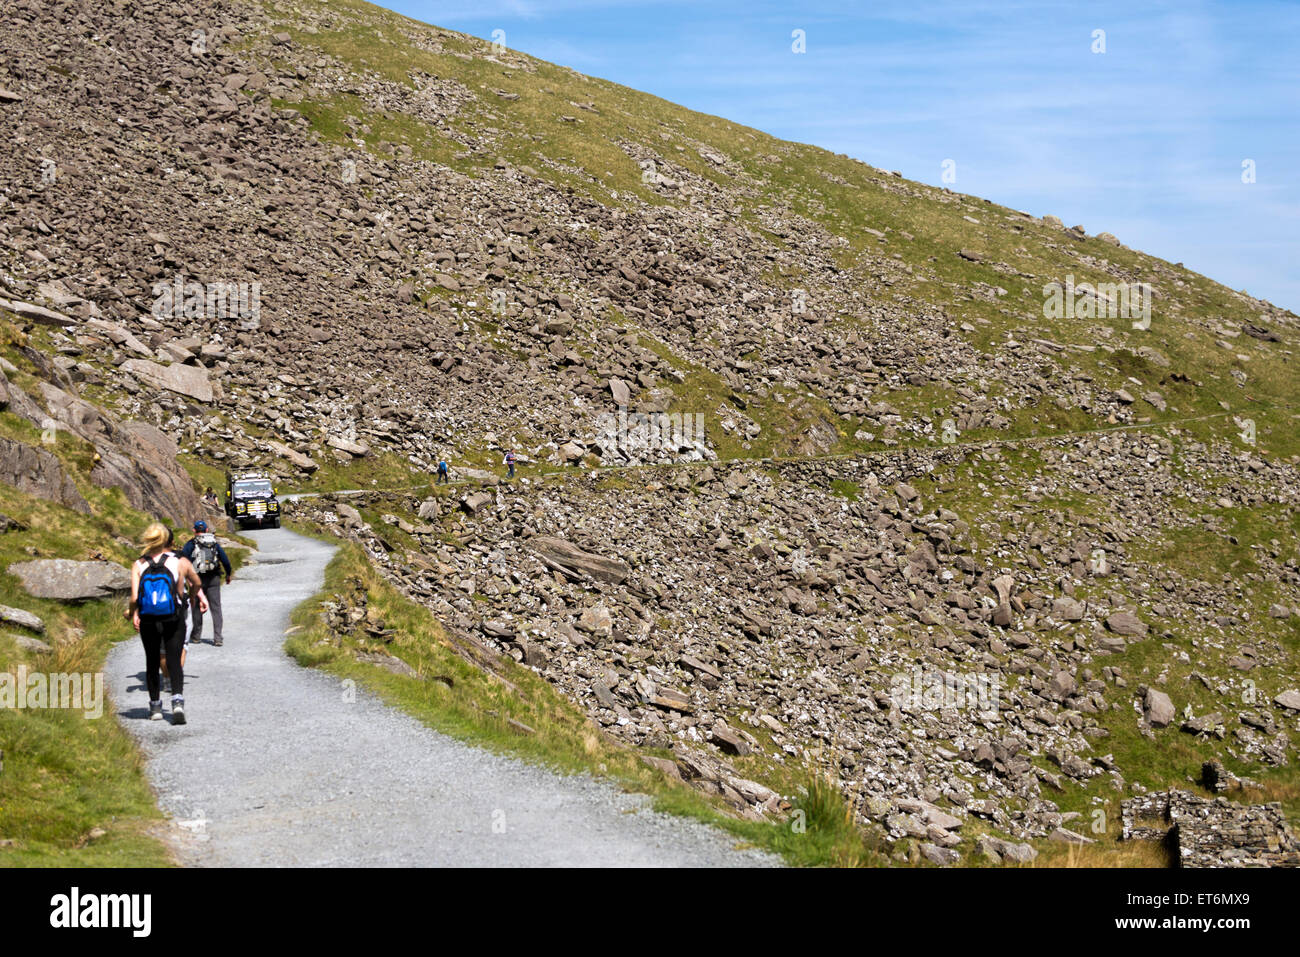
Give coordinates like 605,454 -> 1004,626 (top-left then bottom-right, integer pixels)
140,616 -> 185,699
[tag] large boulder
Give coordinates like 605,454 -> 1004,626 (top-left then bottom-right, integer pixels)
609,377 -> 631,406
9,559 -> 130,601
326,435 -> 370,457
266,439 -> 318,473
0,435 -> 90,513
1145,687 -> 1176,727
1052,596 -> 1085,621
120,358 -> 219,402
1105,611 -> 1148,637
530,536 -> 629,584
335,503 -> 364,527
84,318 -> 151,356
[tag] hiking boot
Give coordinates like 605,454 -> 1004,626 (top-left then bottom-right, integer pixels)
213,638 -> 223,647
171,699 -> 187,725
149,701 -> 163,721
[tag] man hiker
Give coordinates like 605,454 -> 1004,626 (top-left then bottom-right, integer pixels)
182,519 -> 232,646
436,457 -> 450,484
504,449 -> 517,479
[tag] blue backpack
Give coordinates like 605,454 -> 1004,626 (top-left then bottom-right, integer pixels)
138,554 -> 181,619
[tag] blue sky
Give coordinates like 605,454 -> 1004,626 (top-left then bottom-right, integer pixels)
382,1 -> 1299,313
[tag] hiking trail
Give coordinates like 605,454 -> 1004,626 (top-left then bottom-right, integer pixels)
105,528 -> 777,867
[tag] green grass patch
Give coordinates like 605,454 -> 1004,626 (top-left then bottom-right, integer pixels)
0,485 -> 171,866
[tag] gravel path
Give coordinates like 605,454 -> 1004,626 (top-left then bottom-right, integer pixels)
106,529 -> 778,867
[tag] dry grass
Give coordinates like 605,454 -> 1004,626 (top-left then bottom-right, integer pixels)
1031,836 -> 1175,869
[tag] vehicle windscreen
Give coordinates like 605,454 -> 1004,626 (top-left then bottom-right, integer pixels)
234,479 -> 273,497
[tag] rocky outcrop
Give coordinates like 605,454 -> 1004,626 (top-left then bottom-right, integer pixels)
30,374 -> 201,525
0,435 -> 89,513
91,421 -> 203,525
287,404 -> 1300,863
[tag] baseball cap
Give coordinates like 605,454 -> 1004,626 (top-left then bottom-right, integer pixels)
194,519 -> 208,531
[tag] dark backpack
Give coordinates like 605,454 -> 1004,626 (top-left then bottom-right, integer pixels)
138,554 -> 181,619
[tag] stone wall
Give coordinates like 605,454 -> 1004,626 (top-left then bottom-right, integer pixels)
1121,789 -> 1300,868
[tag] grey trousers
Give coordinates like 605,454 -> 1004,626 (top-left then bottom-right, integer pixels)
192,575 -> 224,643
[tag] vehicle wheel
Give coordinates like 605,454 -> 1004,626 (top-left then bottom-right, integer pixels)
271,518 -> 281,529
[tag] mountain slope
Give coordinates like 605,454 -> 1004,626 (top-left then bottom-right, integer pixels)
1,0 -> 1298,865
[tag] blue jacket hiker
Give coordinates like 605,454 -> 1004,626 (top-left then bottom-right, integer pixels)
182,519 -> 232,647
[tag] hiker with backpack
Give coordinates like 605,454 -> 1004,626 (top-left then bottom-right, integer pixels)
436,457 -> 450,485
129,522 -> 208,724
504,449 -> 517,479
182,519 -> 232,647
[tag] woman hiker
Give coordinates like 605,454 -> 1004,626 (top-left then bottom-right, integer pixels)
129,522 -> 208,724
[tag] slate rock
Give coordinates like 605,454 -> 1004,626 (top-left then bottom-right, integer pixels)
9,559 -> 130,601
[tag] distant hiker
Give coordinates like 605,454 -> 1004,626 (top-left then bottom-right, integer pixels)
182,519 -> 232,647
130,522 -> 208,724
504,449 -> 517,479
202,486 -> 219,509
436,458 -> 450,485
